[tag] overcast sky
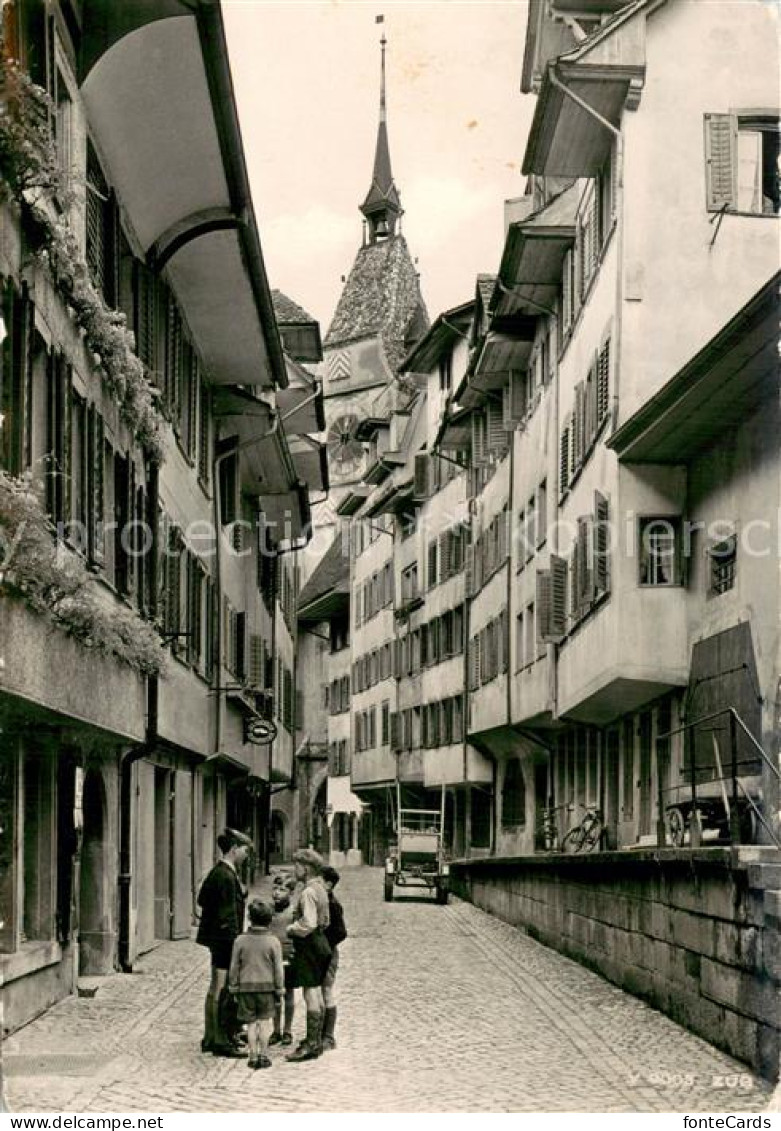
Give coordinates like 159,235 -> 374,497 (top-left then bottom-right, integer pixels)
223,0 -> 533,333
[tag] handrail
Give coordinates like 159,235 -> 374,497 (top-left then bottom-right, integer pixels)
736,778 -> 781,849
656,704 -> 778,849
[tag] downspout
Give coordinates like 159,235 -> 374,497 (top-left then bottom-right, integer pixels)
118,460 -> 159,973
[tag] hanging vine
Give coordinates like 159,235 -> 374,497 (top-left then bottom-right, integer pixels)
0,49 -> 166,461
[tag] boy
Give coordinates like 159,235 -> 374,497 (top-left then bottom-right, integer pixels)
268,879 -> 298,1047
321,865 -> 347,1051
228,899 -> 284,1069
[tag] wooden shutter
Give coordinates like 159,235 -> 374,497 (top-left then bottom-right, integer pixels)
134,261 -> 157,373
704,113 -> 737,212
594,490 -> 610,594
249,634 -> 263,686
414,451 -> 429,498
465,543 -> 474,597
86,405 -> 105,566
428,540 -> 438,589
486,399 -> 507,454
573,381 -> 585,470
499,608 -> 508,674
576,517 -> 594,610
550,554 -> 568,641
559,414 -> 571,496
597,337 -> 611,423
537,570 -> 553,642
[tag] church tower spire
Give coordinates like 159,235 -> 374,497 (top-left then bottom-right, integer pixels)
360,25 -> 402,243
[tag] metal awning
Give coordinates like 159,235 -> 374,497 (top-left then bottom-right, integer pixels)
277,378 -> 325,435
80,3 -> 286,389
212,388 -> 292,496
363,452 -> 405,486
435,406 -> 472,452
259,483 -> 310,547
609,274 -> 779,463
523,63 -> 643,176
354,417 -> 389,442
336,485 -> 372,516
365,480 -> 415,517
288,435 -> 329,493
495,183 -> 578,316
472,331 -> 534,389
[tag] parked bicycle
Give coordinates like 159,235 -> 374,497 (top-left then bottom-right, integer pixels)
561,806 -> 604,853
537,803 -> 573,852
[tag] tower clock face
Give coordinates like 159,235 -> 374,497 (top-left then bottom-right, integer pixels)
326,408 -> 365,482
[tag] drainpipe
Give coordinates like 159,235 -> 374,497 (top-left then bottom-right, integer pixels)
118,461 -> 159,973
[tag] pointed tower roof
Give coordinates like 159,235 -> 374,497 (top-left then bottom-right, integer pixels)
360,29 -> 402,241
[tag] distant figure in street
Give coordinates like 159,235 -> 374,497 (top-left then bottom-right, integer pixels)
285,848 -> 332,1062
267,878 -> 299,1047
196,828 -> 252,1057
321,865 -> 348,1051
229,899 -> 284,1070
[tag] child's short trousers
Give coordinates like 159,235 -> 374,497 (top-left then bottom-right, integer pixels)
234,991 -> 276,1022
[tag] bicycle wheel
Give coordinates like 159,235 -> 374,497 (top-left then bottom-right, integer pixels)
579,817 -> 603,852
561,826 -> 584,853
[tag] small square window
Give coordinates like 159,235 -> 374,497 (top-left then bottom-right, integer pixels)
638,517 -> 684,587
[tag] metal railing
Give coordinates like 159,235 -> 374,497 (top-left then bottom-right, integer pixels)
656,707 -> 779,850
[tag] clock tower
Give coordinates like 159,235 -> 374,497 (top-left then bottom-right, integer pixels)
318,26 -> 429,517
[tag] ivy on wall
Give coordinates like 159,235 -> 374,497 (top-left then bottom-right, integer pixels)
0,49 -> 166,460
0,470 -> 166,676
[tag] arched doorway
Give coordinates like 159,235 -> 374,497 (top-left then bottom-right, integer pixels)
269,811 -> 287,865
79,768 -> 113,975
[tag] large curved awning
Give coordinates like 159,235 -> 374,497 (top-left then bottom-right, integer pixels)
80,2 -> 286,389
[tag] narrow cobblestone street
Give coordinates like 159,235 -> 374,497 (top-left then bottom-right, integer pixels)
3,870 -> 775,1113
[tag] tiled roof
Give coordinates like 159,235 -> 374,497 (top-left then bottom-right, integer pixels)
272,290 -> 317,326
325,235 -> 429,373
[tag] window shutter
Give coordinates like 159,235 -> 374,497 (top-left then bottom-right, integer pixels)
414,451 -> 429,498
537,570 -> 553,642
577,517 -> 594,610
704,113 -> 737,212
562,249 -> 572,330
390,712 -> 399,752
594,490 -> 610,594
573,381 -> 585,470
597,337 -> 611,423
465,543 -> 474,598
486,399 -> 507,454
559,413 -> 571,496
428,540 -> 438,589
550,554 -> 568,641
499,608 -> 508,673
87,406 -> 105,566
439,531 -> 450,581
249,634 -> 263,686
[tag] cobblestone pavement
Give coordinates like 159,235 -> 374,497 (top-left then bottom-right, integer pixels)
3,868 -> 776,1113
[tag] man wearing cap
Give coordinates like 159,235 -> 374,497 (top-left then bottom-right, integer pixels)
197,828 -> 252,1056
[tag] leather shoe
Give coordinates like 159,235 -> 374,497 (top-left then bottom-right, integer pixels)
212,1044 -> 245,1059
286,1043 -> 320,1062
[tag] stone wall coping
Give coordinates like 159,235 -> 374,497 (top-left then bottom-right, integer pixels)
450,846 -> 754,874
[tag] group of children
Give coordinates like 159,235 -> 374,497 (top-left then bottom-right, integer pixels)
226,856 -> 346,1070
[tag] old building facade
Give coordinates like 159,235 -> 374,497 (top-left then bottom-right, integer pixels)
0,0 -> 323,1034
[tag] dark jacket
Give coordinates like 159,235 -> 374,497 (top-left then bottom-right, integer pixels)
324,891 -> 347,950
196,859 -> 246,947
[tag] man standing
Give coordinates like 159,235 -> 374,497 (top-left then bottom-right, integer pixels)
196,828 -> 252,1057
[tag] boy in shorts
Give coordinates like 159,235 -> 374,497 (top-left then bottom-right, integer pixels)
229,899 -> 284,1069
321,865 -> 347,1051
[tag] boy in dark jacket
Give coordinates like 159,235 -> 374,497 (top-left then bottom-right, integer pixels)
320,865 -> 347,1051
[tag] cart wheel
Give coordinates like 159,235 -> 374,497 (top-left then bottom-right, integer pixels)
666,806 -> 686,847
561,827 -> 583,854
384,875 -> 394,902
435,884 -> 449,905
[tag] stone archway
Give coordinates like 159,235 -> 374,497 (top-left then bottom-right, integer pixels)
79,768 -> 113,975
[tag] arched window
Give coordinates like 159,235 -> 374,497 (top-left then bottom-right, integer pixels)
501,758 -> 526,829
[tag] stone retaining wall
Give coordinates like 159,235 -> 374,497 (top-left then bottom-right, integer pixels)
451,847 -> 781,1080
